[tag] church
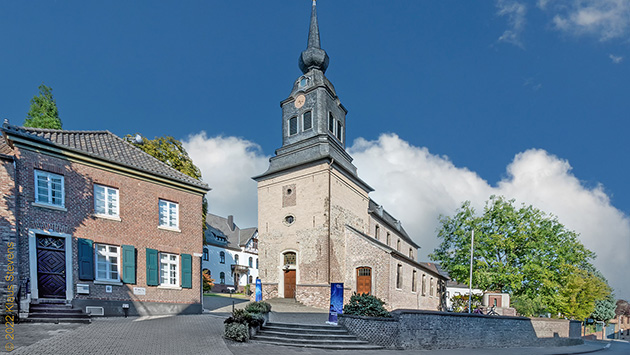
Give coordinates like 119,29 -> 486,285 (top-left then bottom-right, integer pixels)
254,1 -> 447,311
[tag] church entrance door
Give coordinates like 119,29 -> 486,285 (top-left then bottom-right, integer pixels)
356,267 -> 371,295
284,270 -> 296,298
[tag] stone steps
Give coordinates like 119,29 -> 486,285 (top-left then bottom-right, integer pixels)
251,322 -> 382,350
26,303 -> 91,324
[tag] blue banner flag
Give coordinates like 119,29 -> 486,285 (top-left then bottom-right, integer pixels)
327,283 -> 344,325
255,278 -> 262,302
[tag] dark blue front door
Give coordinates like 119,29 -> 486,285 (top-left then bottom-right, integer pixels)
36,235 -> 66,299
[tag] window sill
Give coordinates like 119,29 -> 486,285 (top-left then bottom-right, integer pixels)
158,226 -> 181,233
94,214 -> 121,222
32,202 -> 67,211
94,280 -> 123,286
158,285 -> 182,290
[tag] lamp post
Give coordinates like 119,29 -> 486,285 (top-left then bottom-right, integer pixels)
468,230 -> 474,314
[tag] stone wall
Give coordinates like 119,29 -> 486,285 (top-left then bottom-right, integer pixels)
339,310 -> 583,350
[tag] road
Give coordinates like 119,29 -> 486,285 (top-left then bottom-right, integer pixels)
596,340 -> 630,354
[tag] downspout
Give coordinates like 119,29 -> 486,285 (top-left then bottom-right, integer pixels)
327,158 -> 334,284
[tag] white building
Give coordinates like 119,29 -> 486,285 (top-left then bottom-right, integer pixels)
202,214 -> 258,293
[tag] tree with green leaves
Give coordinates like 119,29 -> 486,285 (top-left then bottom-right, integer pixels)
127,134 -> 208,235
591,294 -> 617,323
24,83 -> 62,129
430,195 -> 611,319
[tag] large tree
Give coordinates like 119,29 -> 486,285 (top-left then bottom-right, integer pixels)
430,195 -> 611,319
127,135 -> 208,235
24,83 -> 62,129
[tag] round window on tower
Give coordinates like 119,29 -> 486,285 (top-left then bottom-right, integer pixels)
284,215 -> 295,226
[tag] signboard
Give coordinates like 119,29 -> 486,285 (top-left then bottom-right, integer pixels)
255,278 -> 262,302
327,283 -> 344,325
133,287 -> 146,295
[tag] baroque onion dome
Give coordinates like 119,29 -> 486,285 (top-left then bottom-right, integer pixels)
298,0 -> 329,74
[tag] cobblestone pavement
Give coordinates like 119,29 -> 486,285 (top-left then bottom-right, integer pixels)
5,314 -> 230,355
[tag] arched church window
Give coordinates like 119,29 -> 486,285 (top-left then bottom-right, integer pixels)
235,254 -> 239,265
397,239 -> 401,252
220,272 -> 225,284
249,257 -> 253,267
203,248 -> 209,261
220,251 -> 225,264
289,117 -> 298,136
284,252 -> 296,266
328,112 -> 335,132
375,225 -> 380,240
336,120 -> 343,142
303,111 -> 312,131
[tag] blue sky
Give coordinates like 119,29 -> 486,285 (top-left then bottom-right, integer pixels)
2,1 -> 629,299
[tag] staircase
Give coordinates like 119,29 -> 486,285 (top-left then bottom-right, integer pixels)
24,302 -> 91,324
251,322 -> 382,350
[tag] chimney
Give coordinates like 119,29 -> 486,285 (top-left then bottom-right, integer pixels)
228,215 -> 235,231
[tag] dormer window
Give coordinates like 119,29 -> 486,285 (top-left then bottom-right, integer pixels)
303,111 -> 312,131
289,117 -> 298,136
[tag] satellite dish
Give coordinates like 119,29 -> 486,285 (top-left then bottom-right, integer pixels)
134,134 -> 143,144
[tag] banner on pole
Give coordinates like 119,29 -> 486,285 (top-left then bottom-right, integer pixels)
255,278 -> 262,302
327,283 -> 344,325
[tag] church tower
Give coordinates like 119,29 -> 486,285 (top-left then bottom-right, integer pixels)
254,0 -> 373,307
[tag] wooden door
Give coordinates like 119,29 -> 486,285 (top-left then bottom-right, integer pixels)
284,270 -> 296,298
36,235 -> 66,299
357,267 -> 371,295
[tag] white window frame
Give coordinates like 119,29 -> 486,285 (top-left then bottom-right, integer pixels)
94,184 -> 119,218
159,252 -> 179,287
34,170 -> 65,208
302,111 -> 312,131
158,199 -> 179,229
95,244 -> 121,282
288,116 -> 298,136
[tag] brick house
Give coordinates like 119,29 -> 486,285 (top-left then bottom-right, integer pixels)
0,121 -> 209,317
253,2 -> 447,310
202,213 -> 258,293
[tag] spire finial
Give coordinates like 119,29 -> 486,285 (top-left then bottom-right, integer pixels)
299,0 -> 329,74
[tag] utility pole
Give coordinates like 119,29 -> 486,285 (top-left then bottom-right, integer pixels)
468,230 -> 474,314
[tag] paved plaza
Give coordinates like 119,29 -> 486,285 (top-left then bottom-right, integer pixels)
1,298 -> 615,354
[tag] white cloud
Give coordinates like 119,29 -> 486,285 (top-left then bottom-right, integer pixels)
185,131 -> 630,300
183,132 -> 269,228
349,134 -> 630,300
496,0 -> 528,48
610,53 -> 624,63
543,0 -> 630,40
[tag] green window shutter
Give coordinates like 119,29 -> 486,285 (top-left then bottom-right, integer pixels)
181,253 -> 192,289
146,248 -> 159,286
78,238 -> 94,280
122,245 -> 136,284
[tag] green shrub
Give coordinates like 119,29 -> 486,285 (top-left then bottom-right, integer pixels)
245,301 -> 272,314
343,293 -> 391,318
223,308 -> 264,328
224,322 -> 249,342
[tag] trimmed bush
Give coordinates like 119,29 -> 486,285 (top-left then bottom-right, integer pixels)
224,322 -> 249,342
224,309 -> 264,328
343,293 -> 391,318
245,301 -> 272,314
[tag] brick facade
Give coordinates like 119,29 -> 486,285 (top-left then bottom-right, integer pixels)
0,151 -> 18,317
1,126 -> 208,317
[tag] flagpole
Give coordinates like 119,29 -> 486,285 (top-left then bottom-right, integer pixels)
468,229 -> 474,313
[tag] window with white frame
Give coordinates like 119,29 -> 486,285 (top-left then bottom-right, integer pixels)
94,185 -> 119,217
159,199 -> 179,228
303,111 -> 312,131
160,252 -> 179,287
35,170 -> 64,207
95,244 -> 120,282
289,117 -> 298,136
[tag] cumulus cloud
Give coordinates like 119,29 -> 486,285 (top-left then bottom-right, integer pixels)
349,134 -> 630,300
496,0 -> 528,48
543,0 -> 630,40
609,54 -> 624,63
183,132 -> 269,228
184,131 -> 630,299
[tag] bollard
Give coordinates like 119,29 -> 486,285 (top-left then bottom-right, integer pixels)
232,300 -> 235,313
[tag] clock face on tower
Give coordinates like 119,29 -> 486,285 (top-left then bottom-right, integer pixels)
294,94 -> 306,109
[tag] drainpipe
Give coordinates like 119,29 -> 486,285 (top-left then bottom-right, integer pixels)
327,158 -> 334,284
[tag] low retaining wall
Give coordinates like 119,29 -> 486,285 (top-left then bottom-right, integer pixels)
338,310 -> 582,350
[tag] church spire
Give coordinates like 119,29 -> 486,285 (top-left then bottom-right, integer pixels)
299,0 -> 329,74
